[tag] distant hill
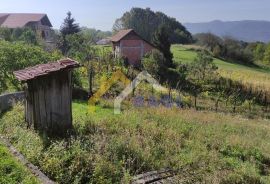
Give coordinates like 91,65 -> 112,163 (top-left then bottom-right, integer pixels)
184,20 -> 270,43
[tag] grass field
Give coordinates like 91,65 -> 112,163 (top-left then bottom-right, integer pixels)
0,143 -> 39,184
1,103 -> 270,183
172,44 -> 270,92
1,44 -> 270,183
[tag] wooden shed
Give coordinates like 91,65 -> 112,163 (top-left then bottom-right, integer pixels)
14,58 -> 80,136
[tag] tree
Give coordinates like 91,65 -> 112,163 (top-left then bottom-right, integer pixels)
263,44 -> 270,65
143,49 -> 165,79
0,40 -> 61,92
223,37 -> 254,64
60,11 -> 80,37
188,51 -> 218,109
64,33 -> 97,94
152,25 -> 174,68
60,11 -> 81,55
190,51 -> 218,81
112,7 -> 192,44
194,33 -> 223,51
254,43 -> 266,61
143,49 -> 187,89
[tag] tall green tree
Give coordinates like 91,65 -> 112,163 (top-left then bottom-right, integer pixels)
64,33 -> 97,93
152,25 -> 174,68
113,7 -> 192,44
59,11 -> 81,55
60,11 -> 80,36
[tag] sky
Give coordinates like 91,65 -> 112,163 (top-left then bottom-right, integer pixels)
1,0 -> 270,31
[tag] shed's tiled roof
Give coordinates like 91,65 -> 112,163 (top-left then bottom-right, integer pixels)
14,58 -> 80,82
0,13 -> 52,28
111,29 -> 133,42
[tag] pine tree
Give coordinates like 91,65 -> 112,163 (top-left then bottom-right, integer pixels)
59,11 -> 80,55
60,11 -> 80,37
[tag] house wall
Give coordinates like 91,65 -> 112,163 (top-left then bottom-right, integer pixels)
113,42 -> 120,58
113,32 -> 154,66
27,21 -> 53,42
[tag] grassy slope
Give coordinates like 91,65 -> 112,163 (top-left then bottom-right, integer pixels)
74,101 -> 270,183
0,143 -> 39,184
1,103 -> 270,183
172,44 -> 270,92
0,44 -> 270,183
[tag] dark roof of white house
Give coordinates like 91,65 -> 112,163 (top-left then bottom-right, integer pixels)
0,13 -> 52,28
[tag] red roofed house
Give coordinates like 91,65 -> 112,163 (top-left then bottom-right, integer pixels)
0,13 -> 53,42
111,29 -> 155,66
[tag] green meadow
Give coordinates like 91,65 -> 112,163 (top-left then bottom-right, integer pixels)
0,102 -> 269,183
172,44 -> 270,92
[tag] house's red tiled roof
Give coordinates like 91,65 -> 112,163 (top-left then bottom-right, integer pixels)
0,13 -> 52,28
14,58 -> 80,82
111,29 -> 156,48
111,29 -> 134,42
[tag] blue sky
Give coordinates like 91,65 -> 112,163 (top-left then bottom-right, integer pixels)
1,0 -> 269,31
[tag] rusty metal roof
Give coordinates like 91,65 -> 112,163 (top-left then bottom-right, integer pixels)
14,58 -> 80,82
111,29 -> 134,42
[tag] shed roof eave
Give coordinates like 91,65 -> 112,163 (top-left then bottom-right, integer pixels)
13,58 -> 80,82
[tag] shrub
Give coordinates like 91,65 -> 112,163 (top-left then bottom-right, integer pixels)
0,40 -> 62,92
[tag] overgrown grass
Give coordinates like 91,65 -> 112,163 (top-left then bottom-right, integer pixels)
1,103 -> 270,183
0,143 -> 39,184
172,44 -> 270,92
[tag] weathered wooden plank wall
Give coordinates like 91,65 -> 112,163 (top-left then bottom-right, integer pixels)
26,70 -> 73,136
